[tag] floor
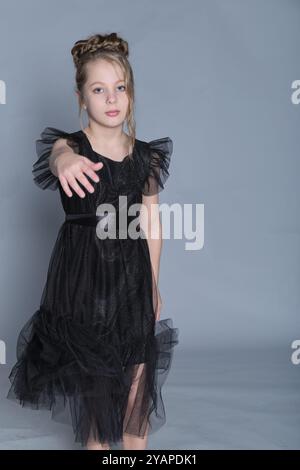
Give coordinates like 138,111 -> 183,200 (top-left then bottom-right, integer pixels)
1,346 -> 300,450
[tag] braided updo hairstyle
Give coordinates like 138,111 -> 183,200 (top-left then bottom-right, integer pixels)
71,32 -> 136,157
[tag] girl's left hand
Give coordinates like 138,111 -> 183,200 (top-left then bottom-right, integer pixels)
155,288 -> 162,321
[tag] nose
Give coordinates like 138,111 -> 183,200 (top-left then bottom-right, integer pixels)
106,91 -> 117,103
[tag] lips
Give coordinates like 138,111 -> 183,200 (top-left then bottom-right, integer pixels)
105,110 -> 120,116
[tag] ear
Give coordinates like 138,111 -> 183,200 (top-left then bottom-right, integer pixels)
75,89 -> 82,106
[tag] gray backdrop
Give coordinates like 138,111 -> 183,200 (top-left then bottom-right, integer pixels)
0,0 -> 299,450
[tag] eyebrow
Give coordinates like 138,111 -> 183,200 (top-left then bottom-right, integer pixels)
89,80 -> 125,87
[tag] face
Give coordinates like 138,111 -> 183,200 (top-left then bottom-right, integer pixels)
79,59 -> 129,129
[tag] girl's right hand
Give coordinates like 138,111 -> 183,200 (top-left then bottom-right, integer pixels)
55,152 -> 104,198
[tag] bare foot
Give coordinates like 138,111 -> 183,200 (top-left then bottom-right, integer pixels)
87,439 -> 111,450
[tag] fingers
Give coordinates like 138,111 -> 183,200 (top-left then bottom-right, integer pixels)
59,174 -> 73,198
76,162 -> 104,197
63,173 -> 87,198
59,161 -> 104,198
82,162 -> 103,186
84,158 -> 103,175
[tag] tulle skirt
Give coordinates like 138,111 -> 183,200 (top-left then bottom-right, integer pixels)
6,221 -> 179,447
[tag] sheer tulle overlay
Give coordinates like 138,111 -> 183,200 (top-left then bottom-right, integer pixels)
7,127 -> 179,447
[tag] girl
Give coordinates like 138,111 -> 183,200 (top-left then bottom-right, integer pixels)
7,32 -> 179,451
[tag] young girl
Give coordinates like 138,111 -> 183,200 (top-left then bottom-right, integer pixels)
7,32 -> 179,451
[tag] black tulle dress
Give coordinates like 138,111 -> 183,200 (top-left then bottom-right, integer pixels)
7,127 -> 179,448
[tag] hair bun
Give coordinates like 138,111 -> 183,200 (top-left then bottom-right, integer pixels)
71,33 -> 129,67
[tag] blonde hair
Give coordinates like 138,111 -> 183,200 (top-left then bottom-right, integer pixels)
71,32 -> 136,159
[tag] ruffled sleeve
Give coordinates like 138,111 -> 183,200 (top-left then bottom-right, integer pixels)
33,127 -> 79,190
142,137 -> 173,196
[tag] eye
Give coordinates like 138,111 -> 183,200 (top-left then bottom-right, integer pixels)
93,85 -> 126,94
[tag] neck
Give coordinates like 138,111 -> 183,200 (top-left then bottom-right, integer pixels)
85,122 -> 126,146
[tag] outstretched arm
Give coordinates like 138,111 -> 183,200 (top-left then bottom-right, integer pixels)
49,138 -> 103,198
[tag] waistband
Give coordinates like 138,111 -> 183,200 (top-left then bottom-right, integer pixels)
64,212 -> 139,228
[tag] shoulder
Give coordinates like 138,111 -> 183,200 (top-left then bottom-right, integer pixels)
135,136 -> 173,163
36,126 -> 82,154
33,127 -> 83,191
134,136 -> 173,196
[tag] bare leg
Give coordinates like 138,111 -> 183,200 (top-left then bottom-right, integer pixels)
122,363 -> 150,450
86,423 -> 111,450
122,423 -> 149,450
